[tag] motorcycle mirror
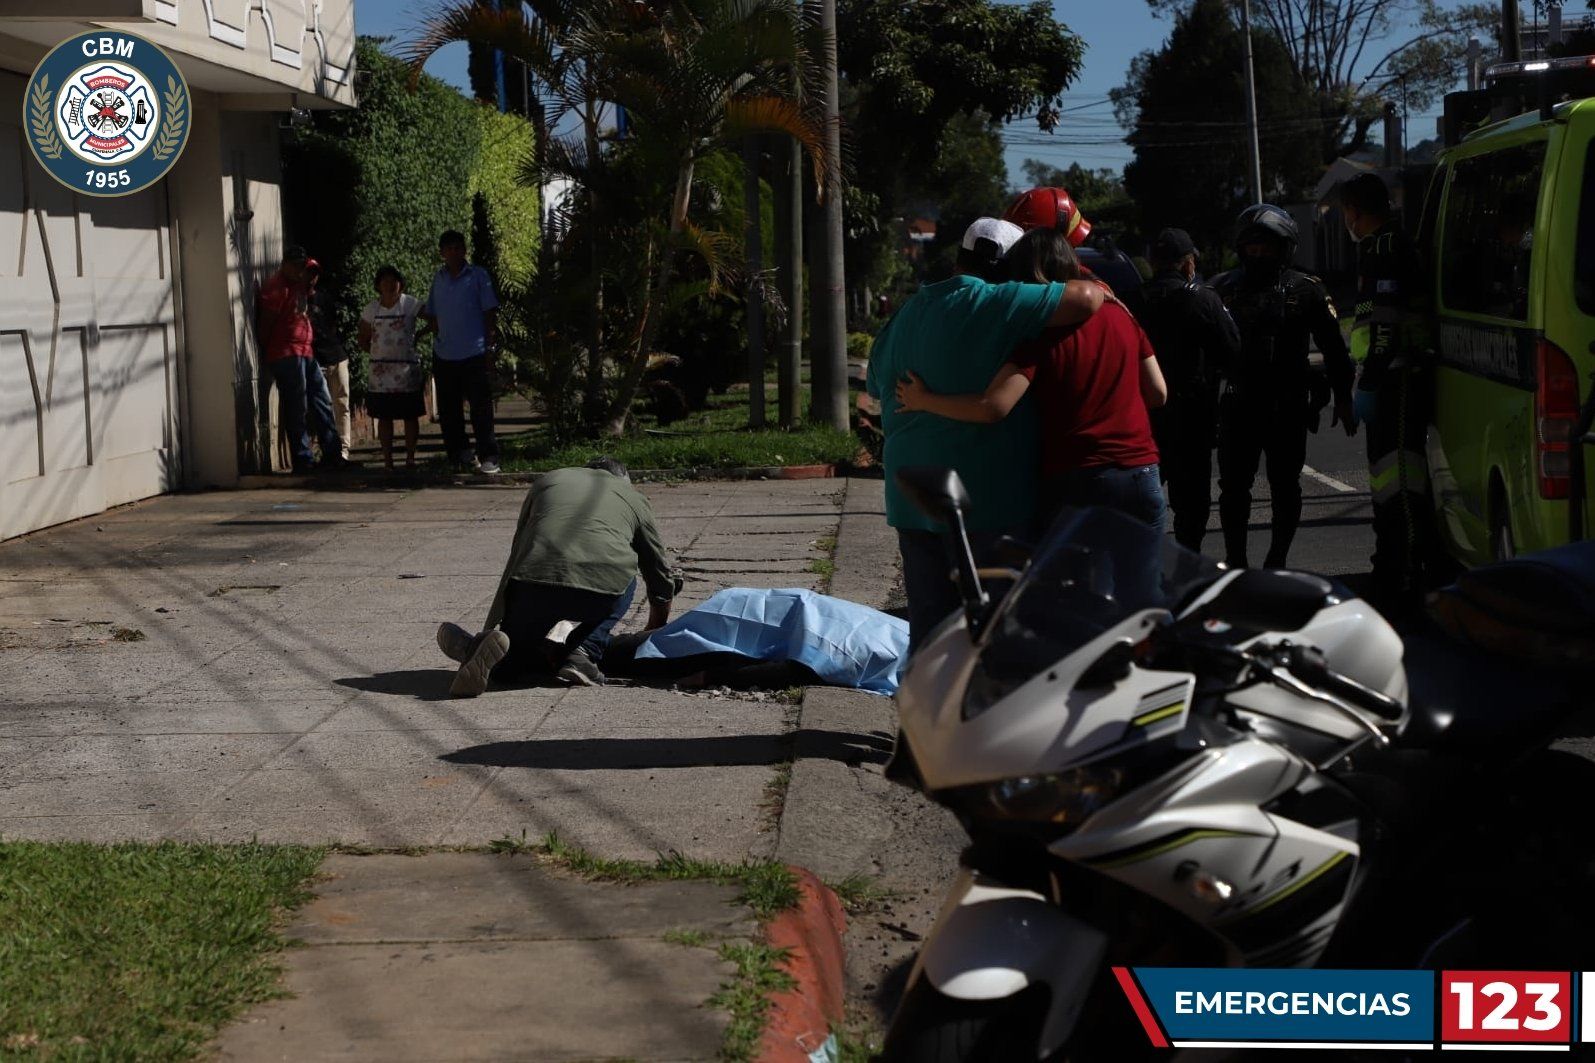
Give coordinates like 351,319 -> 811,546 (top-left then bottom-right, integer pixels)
894,466 -> 989,635
895,466 -> 971,521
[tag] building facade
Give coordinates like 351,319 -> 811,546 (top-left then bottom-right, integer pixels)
0,0 -> 354,540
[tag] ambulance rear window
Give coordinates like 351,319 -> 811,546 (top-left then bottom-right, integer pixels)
1578,140 -> 1595,316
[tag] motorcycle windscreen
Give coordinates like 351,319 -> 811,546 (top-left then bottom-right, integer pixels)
967,507 -> 1220,710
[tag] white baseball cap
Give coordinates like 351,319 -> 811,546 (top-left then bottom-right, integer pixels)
960,217 -> 1025,261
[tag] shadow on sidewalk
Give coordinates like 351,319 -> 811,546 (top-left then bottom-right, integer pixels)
440,730 -> 893,771
337,670 -> 457,702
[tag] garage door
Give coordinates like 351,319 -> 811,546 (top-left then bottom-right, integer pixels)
1,70 -> 181,541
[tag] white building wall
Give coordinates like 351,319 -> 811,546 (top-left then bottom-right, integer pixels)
0,0 -> 350,538
0,69 -> 182,540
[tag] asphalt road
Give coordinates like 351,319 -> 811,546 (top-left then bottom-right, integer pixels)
1194,422 -> 1377,582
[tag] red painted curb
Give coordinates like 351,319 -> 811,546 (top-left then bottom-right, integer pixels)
774,464 -> 837,480
757,867 -> 847,1062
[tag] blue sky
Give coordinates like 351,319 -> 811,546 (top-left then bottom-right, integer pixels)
353,0 -> 1492,182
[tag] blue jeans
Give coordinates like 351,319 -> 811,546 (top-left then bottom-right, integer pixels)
495,578 -> 636,679
269,356 -> 342,470
1040,464 -> 1167,534
898,528 -> 1008,651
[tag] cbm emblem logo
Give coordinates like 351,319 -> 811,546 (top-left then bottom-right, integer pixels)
24,32 -> 190,197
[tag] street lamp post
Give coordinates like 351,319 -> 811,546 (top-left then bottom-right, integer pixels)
1240,0 -> 1265,204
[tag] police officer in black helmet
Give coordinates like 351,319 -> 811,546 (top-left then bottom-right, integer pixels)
1212,205 -> 1357,570
1138,228 -> 1242,552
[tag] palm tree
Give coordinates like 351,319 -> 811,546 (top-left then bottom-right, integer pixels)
404,0 -> 832,437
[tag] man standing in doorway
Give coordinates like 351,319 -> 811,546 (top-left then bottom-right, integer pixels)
258,245 -> 345,472
1338,173 -> 1435,609
1137,228 -> 1241,552
424,230 -> 502,474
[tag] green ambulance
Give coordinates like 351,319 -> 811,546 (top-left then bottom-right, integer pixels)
1422,57 -> 1595,563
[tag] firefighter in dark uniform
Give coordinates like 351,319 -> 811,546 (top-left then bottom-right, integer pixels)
1337,173 -> 1434,606
1213,205 -> 1357,570
1137,228 -> 1242,552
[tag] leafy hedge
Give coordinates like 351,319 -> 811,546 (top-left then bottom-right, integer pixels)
471,106 -> 540,287
281,37 -> 537,398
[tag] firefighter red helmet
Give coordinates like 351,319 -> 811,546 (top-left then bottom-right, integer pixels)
1002,186 -> 1093,247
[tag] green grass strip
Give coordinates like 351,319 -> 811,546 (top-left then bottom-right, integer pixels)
490,386 -> 860,474
0,840 -> 324,1061
495,832 -> 801,920
709,941 -> 796,1062
498,425 -> 858,475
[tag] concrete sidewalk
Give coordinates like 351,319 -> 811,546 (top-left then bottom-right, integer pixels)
218,853 -> 754,1062
0,478 -> 847,859
0,475 -> 895,1061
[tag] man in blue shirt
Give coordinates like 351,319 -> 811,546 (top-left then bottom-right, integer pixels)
424,230 -> 502,473
865,218 -> 1105,648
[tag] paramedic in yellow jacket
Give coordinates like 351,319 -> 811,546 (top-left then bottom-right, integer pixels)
1338,173 -> 1436,609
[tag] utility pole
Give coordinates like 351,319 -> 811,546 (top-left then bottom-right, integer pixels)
743,136 -> 767,428
1503,0 -> 1523,60
774,135 -> 803,427
1239,0 -> 1264,205
809,0 -> 849,431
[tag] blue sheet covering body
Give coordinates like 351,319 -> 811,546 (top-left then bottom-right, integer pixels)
636,588 -> 909,694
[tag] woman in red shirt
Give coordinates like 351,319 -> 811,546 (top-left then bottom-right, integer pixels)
896,229 -> 1169,532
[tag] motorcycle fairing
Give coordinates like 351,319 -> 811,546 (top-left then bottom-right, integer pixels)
914,868 -> 1110,1059
1057,738 -> 1361,966
898,610 -> 1192,791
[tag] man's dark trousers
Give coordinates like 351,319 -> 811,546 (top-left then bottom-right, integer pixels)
899,529 -> 1008,651
493,578 -> 635,680
1153,382 -> 1220,551
269,356 -> 342,470
434,355 -> 499,464
1217,395 -> 1308,568
1367,366 -> 1433,599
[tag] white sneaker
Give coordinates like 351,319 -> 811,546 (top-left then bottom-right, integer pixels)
450,630 -> 509,697
479,460 -> 501,475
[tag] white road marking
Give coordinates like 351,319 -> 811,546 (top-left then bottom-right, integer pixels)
1302,465 -> 1355,493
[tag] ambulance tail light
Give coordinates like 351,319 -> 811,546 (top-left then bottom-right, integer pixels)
1536,340 -> 1579,500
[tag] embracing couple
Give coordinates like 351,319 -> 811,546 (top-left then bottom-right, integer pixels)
866,218 -> 1168,648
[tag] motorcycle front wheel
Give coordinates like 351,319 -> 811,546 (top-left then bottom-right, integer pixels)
878,979 -> 1051,1063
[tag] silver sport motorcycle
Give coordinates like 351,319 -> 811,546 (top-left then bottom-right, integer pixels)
880,467 -> 1595,1062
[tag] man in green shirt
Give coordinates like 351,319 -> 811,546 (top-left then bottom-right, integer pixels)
439,458 -> 679,695
865,218 -> 1106,648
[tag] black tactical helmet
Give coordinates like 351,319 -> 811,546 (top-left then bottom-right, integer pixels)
1233,203 -> 1298,261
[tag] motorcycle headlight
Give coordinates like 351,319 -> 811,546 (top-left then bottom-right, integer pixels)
974,765 -> 1125,826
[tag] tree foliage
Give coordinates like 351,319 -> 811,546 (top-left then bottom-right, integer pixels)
1141,0 -> 1496,160
282,38 -> 509,398
405,0 -> 829,436
1018,160 -> 1139,241
909,111 -> 1011,278
837,0 -> 1085,293
1118,0 -> 1323,261
470,105 -> 542,285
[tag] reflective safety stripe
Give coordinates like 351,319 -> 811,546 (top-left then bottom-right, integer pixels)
1350,326 -> 1371,364
1369,450 -> 1428,502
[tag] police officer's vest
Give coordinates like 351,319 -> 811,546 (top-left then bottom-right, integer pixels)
1213,269 -> 1317,377
1139,273 -> 1209,389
